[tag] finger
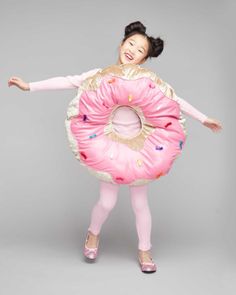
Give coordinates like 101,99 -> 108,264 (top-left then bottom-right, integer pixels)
214,123 -> 222,129
9,80 -> 17,85
11,76 -> 21,80
9,78 -> 19,83
10,77 -> 21,82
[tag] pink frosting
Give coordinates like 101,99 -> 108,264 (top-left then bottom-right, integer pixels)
70,75 -> 187,184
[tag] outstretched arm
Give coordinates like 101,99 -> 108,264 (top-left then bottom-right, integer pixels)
175,95 -> 208,123
8,68 -> 101,92
29,68 -> 101,91
176,95 -> 222,132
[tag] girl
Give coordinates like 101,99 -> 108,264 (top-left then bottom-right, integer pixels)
8,21 -> 222,274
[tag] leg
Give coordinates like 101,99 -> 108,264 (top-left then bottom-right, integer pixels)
87,180 -> 119,237
129,184 -> 156,267
129,184 -> 152,251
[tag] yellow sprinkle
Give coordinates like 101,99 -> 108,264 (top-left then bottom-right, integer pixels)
128,94 -> 133,101
137,159 -> 142,167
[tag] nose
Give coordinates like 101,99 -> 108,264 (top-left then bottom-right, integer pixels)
128,49 -> 135,56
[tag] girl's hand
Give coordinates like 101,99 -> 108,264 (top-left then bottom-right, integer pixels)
202,117 -> 223,133
8,76 -> 30,91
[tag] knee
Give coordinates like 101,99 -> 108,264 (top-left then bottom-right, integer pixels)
99,181 -> 119,211
98,198 -> 117,212
129,185 -> 149,214
131,199 -> 148,214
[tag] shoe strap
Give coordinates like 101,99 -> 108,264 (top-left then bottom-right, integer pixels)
85,232 -> 100,248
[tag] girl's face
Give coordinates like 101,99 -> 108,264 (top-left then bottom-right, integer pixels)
117,34 -> 149,65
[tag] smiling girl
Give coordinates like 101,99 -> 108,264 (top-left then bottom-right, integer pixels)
8,21 -> 222,274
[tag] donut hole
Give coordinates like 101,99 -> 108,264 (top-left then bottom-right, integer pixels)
111,106 -> 142,139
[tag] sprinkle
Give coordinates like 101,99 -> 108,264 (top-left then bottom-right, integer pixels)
110,153 -> 113,160
102,102 -> 109,108
128,94 -> 133,102
83,114 -> 87,121
80,152 -> 87,159
165,122 -> 172,128
149,83 -> 155,89
156,172 -> 163,179
179,140 -> 183,149
155,145 -> 163,150
89,134 -> 97,139
108,78 -> 116,83
116,177 -> 124,181
137,159 -> 142,166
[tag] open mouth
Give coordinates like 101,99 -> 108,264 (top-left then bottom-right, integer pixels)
125,53 -> 133,61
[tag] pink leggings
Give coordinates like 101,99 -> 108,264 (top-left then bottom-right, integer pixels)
88,180 -> 152,251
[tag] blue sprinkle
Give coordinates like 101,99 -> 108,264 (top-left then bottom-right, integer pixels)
155,145 -> 163,150
179,140 -> 183,149
89,134 -> 97,139
83,114 -> 87,121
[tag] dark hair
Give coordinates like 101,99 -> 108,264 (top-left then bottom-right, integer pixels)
121,21 -> 164,60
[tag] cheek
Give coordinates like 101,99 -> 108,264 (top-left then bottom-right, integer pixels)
121,47 -> 127,55
136,55 -> 143,62
140,53 -> 146,61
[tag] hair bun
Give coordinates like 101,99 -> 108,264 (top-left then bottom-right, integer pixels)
148,36 -> 164,57
124,21 -> 146,37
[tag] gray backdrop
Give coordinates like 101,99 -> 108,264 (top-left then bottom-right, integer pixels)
1,0 -> 235,294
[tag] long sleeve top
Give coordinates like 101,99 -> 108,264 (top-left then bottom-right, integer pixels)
29,68 -> 208,134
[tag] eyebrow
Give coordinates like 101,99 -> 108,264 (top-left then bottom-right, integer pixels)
130,39 -> 147,52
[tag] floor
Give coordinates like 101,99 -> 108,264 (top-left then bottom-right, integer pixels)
0,234 -> 234,295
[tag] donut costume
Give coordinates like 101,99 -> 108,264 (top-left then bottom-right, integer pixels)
28,63 -> 207,186
65,63 -> 188,186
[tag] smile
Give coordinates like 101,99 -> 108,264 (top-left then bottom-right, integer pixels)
125,53 -> 133,60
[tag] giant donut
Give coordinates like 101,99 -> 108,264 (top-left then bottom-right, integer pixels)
65,63 -> 187,186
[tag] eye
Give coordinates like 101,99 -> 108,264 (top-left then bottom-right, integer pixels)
139,50 -> 143,53
129,42 -> 133,46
